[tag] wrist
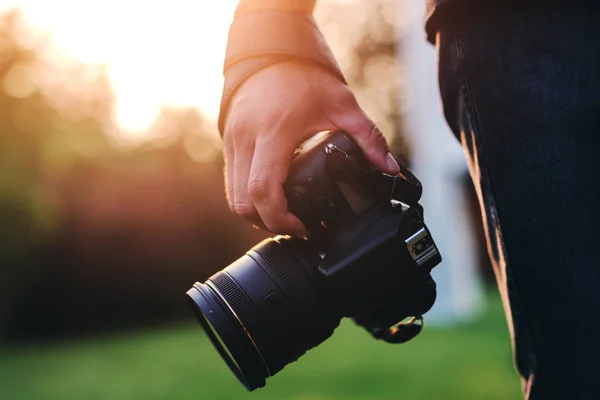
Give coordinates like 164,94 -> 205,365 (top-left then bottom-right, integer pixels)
224,11 -> 335,71
219,10 -> 345,136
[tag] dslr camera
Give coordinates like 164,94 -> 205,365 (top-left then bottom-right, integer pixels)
186,131 -> 441,391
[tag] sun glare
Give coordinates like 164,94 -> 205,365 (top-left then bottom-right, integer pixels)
0,0 -> 238,139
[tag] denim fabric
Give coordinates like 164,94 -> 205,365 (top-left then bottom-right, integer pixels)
425,1 -> 596,44
435,3 -> 600,398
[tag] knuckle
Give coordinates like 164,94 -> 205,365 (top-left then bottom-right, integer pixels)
225,189 -> 234,211
264,220 -> 287,234
234,201 -> 257,219
223,113 -> 242,138
336,86 -> 357,106
332,92 -> 358,116
225,112 -> 257,145
365,124 -> 387,147
247,178 -> 268,200
227,118 -> 244,136
227,120 -> 247,147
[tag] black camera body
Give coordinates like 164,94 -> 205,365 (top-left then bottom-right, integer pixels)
283,132 -> 440,322
186,131 -> 441,391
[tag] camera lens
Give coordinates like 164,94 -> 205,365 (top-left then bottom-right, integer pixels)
186,279 -> 266,389
186,237 -> 340,391
201,309 -> 240,372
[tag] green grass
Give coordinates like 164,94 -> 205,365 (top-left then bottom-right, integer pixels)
0,292 -> 521,400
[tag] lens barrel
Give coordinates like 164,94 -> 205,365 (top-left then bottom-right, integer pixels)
187,277 -> 268,390
186,237 -> 340,391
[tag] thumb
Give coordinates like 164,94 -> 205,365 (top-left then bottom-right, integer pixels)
332,107 -> 401,175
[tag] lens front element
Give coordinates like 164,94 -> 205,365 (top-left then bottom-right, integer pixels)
186,237 -> 339,392
186,279 -> 268,391
198,302 -> 241,372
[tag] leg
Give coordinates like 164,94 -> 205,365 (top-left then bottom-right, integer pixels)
436,3 -> 600,398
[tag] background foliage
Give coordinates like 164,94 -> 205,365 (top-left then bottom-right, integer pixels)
0,9 -> 267,340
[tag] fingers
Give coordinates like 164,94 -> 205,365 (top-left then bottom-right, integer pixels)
248,135 -> 307,237
225,127 -> 306,237
332,99 -> 400,175
224,133 -> 235,210
232,135 -> 259,221
225,127 -> 266,230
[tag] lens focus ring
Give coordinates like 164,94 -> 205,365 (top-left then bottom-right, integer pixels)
210,272 -> 263,342
252,240 -> 319,311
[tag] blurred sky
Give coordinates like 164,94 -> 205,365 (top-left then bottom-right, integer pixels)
0,0 -> 238,139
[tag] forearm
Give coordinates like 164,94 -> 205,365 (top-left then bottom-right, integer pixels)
220,0 -> 339,134
235,0 -> 316,18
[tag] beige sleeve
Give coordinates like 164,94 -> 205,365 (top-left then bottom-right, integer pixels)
235,0 -> 317,18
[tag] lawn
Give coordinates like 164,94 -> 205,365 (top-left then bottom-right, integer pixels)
0,291 -> 521,400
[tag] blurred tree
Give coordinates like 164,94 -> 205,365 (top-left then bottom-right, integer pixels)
316,0 -> 410,161
0,10 -> 266,342
0,10 -> 63,339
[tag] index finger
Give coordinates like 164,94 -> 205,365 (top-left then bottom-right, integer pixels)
247,135 -> 306,237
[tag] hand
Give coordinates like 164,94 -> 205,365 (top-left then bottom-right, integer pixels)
223,61 -> 401,237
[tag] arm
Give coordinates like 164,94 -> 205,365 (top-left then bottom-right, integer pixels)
222,0 -> 401,236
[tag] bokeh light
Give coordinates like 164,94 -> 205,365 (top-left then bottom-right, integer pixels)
0,0 -> 237,138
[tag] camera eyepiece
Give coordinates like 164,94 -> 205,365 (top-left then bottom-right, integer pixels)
186,131 -> 441,391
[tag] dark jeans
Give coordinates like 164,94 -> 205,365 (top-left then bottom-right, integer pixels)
435,2 -> 600,399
